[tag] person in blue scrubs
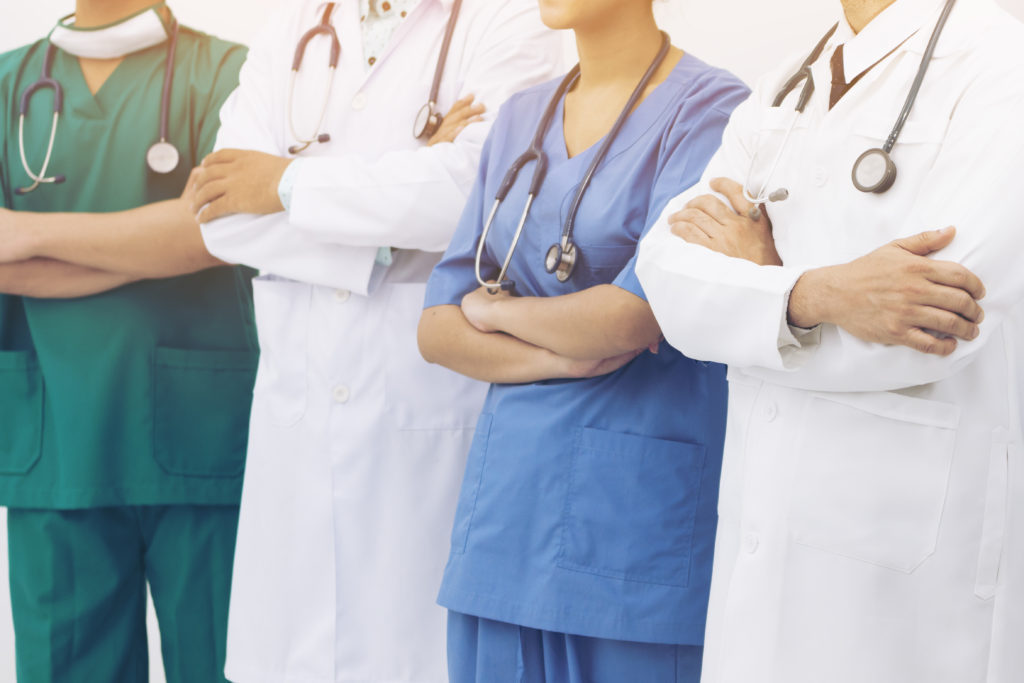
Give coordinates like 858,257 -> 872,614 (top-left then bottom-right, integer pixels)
417,0 -> 749,680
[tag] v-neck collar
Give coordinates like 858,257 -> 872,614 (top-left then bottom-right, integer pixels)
53,42 -> 163,120
550,53 -> 693,166
832,0 -> 945,79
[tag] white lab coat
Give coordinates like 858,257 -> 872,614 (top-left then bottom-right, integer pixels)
636,0 -> 1024,681
200,2 -> 563,681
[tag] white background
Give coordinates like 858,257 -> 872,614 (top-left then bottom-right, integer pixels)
2,0 -> 1024,681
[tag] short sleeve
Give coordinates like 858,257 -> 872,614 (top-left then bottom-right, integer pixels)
612,79 -> 750,300
423,131 -> 497,308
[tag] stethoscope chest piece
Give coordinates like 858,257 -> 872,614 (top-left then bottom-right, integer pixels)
545,241 -> 577,283
147,140 -> 180,174
413,103 -> 442,140
852,147 -> 897,194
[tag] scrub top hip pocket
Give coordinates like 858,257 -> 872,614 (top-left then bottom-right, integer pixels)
250,275 -> 311,427
789,391 -> 959,573
0,350 -> 44,475
557,426 -> 707,588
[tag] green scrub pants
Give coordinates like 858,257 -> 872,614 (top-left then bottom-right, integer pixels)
6,505 -> 239,683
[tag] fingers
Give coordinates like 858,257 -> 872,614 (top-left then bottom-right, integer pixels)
197,197 -> 234,224
894,226 -> 956,257
444,94 -> 476,117
709,177 -> 758,220
192,179 -> 227,216
685,194 -> 734,224
925,260 -> 987,301
909,306 -> 980,342
902,328 -> 958,357
670,208 -> 718,241
201,149 -> 241,167
918,283 -> 985,323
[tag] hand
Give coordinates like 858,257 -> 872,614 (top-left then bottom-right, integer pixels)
461,284 -> 509,333
789,227 -> 986,356
428,95 -> 486,146
192,150 -> 293,223
0,208 -> 34,263
179,166 -> 200,207
563,348 -> 645,379
668,177 -> 782,266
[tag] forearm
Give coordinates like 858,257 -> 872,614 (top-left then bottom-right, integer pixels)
484,285 -> 661,360
0,259 -> 138,298
419,305 -> 574,384
21,199 -> 224,278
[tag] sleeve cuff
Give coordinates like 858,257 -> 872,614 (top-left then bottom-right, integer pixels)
277,159 -> 303,213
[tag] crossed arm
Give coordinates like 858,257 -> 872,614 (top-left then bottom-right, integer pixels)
418,284 -> 661,385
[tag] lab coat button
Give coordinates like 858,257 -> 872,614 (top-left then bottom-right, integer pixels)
334,289 -> 351,303
352,93 -> 368,110
812,167 -> 828,187
333,385 -> 351,404
762,401 -> 778,422
744,533 -> 760,554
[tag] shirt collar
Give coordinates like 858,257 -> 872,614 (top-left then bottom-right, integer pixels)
832,0 -> 945,77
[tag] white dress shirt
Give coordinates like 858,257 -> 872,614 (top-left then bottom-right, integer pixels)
637,0 -> 1024,681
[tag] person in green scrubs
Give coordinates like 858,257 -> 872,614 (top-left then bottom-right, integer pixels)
0,2 -> 256,681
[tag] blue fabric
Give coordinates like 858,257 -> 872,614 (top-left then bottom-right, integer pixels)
448,611 -> 703,683
425,55 -> 749,644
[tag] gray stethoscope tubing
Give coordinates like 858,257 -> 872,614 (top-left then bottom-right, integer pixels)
16,45 -> 64,195
475,32 -> 672,293
747,0 -> 956,214
288,0 -> 463,155
17,21 -> 181,195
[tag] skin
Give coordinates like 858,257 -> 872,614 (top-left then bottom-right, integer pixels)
0,2 -> 483,299
418,0 -> 671,382
667,0 -> 985,358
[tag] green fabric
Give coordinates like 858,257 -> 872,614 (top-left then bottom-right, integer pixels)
0,28 -> 257,508
8,505 -> 239,683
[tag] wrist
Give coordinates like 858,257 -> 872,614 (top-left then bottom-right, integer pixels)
788,267 -> 834,328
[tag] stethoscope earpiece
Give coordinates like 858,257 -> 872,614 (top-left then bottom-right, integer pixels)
852,147 -> 897,194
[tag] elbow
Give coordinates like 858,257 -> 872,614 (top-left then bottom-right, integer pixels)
417,308 -> 445,365
603,286 -> 663,353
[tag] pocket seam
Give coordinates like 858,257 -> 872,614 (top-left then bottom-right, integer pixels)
0,354 -> 44,476
451,414 -> 493,555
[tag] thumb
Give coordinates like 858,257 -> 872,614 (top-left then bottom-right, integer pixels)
895,226 -> 956,256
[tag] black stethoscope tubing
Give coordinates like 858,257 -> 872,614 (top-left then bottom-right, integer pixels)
475,32 -> 672,291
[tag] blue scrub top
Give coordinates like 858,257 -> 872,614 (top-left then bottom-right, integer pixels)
424,55 -> 749,645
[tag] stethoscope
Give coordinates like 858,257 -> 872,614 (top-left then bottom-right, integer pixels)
288,0 -> 463,155
16,21 -> 181,195
744,0 -> 957,218
475,32 -> 672,293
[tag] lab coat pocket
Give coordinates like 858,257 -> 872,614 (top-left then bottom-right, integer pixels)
153,348 -> 258,478
450,414 -> 493,555
0,351 -> 44,475
557,427 -> 706,588
974,439 -> 1010,599
790,391 -> 959,573
384,283 -> 486,431
251,275 -> 311,427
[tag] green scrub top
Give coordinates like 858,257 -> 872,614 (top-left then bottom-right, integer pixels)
0,27 -> 258,509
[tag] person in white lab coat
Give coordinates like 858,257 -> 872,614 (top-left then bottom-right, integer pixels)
188,2 -> 562,682
635,0 -> 1024,681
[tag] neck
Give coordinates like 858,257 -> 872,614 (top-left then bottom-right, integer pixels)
842,0 -> 899,33
74,0 -> 164,28
573,5 -> 663,89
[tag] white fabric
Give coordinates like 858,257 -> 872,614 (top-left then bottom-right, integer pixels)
200,1 -> 563,681
48,7 -> 168,59
636,0 -> 1024,681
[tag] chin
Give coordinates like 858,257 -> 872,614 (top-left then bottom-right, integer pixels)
537,0 -> 577,30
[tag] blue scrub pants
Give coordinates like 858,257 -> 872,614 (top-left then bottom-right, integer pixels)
448,612 -> 702,683
7,505 -> 239,683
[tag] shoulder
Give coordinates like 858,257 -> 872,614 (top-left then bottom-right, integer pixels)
666,54 -> 751,121
176,25 -> 248,68
0,41 -> 45,93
